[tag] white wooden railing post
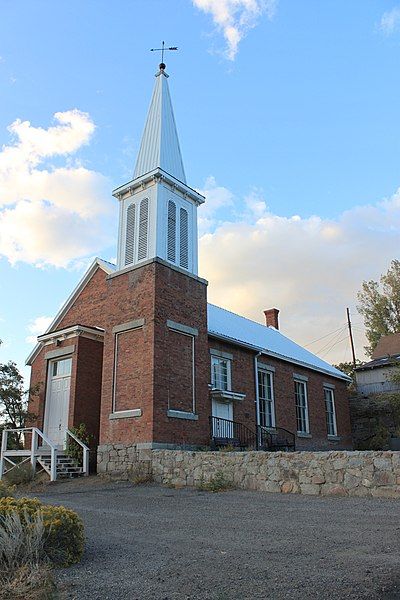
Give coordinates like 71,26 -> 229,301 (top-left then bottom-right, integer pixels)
83,447 -> 89,477
50,446 -> 57,482
30,428 -> 37,474
0,429 -> 8,480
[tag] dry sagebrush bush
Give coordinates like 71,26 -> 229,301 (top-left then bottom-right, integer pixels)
0,511 -> 56,600
0,497 -> 85,567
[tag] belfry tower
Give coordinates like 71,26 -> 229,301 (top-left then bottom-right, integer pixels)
114,62 -> 204,275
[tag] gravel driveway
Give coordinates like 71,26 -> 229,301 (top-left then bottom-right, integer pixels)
34,479 -> 400,600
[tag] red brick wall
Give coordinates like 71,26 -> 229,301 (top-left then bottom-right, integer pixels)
208,338 -> 352,450
114,328 -> 145,413
72,337 -> 103,446
166,329 -> 194,413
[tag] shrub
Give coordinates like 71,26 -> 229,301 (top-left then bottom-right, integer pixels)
65,423 -> 93,464
128,461 -> 153,485
0,564 -> 55,600
4,462 -> 35,486
0,511 -> 56,600
0,480 -> 15,499
0,497 -> 85,567
197,470 -> 234,493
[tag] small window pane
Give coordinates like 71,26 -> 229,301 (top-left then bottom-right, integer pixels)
211,356 -> 231,391
295,380 -> 309,434
258,370 -> 274,428
52,358 -> 72,377
324,388 -> 337,436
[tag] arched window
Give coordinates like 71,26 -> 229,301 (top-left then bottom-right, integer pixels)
179,207 -> 189,269
124,203 -> 136,266
137,198 -> 149,261
167,200 -> 176,263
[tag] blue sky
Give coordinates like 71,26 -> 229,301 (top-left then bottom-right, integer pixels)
1,0 -> 400,380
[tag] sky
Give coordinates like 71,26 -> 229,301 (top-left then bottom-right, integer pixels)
1,0 -> 400,382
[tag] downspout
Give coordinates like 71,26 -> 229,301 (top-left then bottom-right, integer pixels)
254,351 -> 262,450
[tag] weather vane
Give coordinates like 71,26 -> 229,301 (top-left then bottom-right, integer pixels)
150,41 -> 178,67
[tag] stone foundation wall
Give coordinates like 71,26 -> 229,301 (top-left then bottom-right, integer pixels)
97,444 -> 400,498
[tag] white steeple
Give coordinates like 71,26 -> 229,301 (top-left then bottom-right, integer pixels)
133,65 -> 186,183
113,63 -> 205,276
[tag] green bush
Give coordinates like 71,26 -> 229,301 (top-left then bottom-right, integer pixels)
0,497 -> 84,567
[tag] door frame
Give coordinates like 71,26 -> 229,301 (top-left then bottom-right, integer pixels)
43,356 -> 73,448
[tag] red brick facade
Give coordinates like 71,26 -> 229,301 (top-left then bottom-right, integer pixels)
28,259 -> 352,455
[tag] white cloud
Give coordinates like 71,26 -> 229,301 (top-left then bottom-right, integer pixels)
199,179 -> 400,364
0,110 -> 113,268
380,6 -> 400,35
26,315 -> 53,345
192,0 -> 277,60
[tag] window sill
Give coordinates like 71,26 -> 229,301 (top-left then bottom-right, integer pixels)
328,435 -> 341,441
167,410 -> 198,421
109,409 -> 142,420
297,432 -> 312,438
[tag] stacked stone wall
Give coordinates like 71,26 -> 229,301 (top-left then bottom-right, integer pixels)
97,445 -> 400,498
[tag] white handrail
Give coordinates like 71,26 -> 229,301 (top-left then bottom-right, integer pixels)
66,429 -> 90,477
0,427 -> 58,482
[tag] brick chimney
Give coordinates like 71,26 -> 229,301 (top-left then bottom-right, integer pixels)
264,308 -> 279,329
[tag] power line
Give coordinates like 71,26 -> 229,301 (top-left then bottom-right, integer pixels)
314,326 -> 348,356
303,324 -> 347,348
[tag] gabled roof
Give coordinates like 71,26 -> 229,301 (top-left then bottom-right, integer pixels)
133,67 -> 186,184
26,258 -> 114,365
208,304 -> 350,381
371,332 -> 400,360
26,258 -> 349,381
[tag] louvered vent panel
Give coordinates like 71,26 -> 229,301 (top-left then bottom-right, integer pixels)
124,203 -> 136,266
179,208 -> 189,269
167,200 -> 176,262
137,198 -> 149,261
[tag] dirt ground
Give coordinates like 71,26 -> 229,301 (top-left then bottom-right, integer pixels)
30,478 -> 400,600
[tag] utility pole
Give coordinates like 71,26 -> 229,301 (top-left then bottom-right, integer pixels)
346,307 -> 357,369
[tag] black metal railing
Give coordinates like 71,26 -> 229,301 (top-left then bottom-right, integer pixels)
210,417 -> 296,452
258,426 -> 296,452
210,416 -> 257,450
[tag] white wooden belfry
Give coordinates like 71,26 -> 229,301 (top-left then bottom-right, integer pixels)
114,63 -> 205,275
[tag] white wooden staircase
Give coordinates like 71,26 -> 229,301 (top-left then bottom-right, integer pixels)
0,427 -> 89,482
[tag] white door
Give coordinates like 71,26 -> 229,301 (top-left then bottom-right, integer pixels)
44,357 -> 72,447
212,399 -> 233,437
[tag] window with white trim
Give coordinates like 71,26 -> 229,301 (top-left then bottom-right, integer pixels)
125,203 -> 136,266
258,369 -> 275,428
52,357 -> 72,377
167,200 -> 176,262
294,380 -> 309,434
324,387 -> 337,436
179,207 -> 189,269
137,198 -> 149,261
211,356 -> 231,391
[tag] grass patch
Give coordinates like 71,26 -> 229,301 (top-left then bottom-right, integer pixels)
196,470 -> 234,493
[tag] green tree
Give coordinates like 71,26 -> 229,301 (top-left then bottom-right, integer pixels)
357,259 -> 400,356
333,360 -> 364,381
0,361 -> 38,449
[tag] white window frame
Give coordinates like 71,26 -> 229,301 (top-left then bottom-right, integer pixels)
211,355 -> 232,392
324,386 -> 338,437
294,379 -> 310,434
257,368 -> 276,428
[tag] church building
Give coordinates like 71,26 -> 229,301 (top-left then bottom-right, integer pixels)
26,61 -> 353,468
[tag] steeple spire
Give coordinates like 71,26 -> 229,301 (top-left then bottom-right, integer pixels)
133,64 -> 186,184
